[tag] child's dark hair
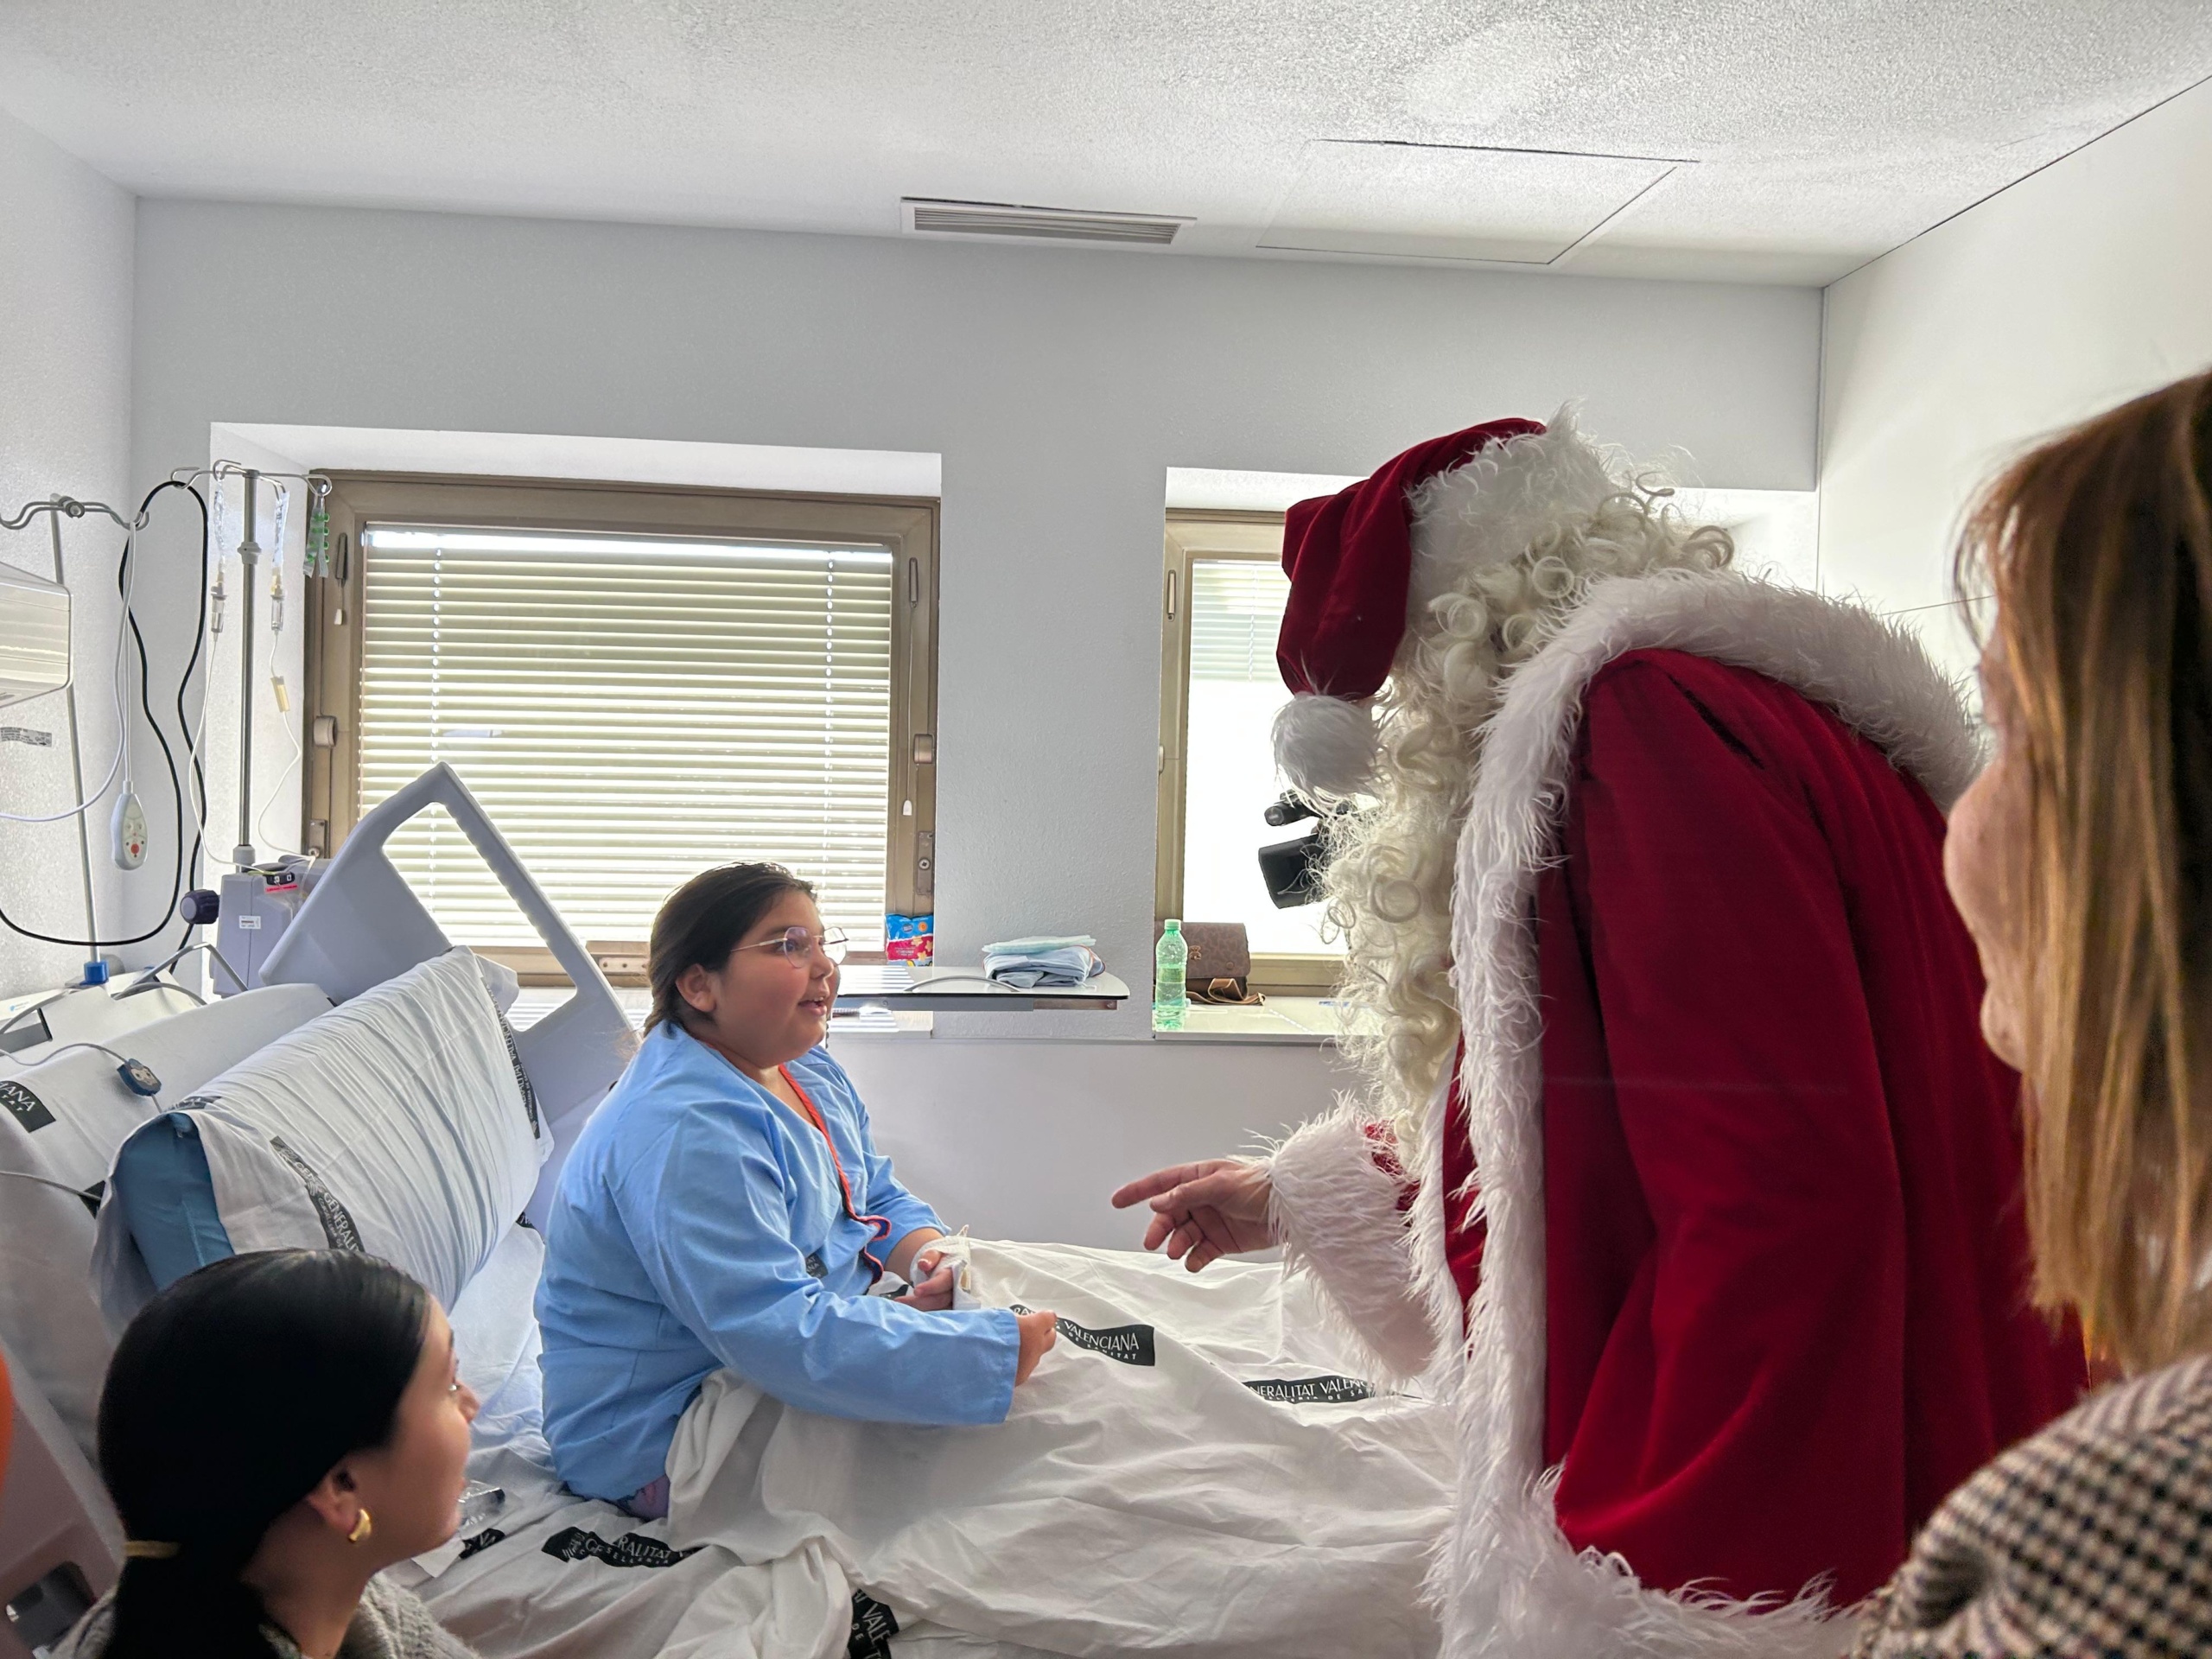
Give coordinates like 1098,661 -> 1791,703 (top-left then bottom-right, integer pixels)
646,862 -> 817,1033
98,1250 -> 430,1659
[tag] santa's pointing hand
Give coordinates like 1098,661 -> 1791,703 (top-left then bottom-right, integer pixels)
1111,1159 -> 1275,1271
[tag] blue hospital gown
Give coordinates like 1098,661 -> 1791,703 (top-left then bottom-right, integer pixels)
536,1022 -> 1020,1501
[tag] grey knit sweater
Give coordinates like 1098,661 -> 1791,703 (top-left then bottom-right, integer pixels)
53,1575 -> 476,1659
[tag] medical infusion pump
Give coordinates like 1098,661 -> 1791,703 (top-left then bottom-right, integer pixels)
182,859 -> 323,991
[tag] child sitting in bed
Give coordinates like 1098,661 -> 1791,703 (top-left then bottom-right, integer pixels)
535,863 -> 1058,1516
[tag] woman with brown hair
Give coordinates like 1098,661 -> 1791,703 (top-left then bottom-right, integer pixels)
1855,367 -> 2212,1655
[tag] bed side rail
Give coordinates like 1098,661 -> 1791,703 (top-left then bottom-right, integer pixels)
258,764 -> 637,1224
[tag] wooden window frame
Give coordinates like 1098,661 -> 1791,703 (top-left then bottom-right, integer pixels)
1156,512 -> 1342,997
303,473 -> 938,982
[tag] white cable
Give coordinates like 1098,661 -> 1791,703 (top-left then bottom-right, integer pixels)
118,526 -> 136,797
254,702 -> 306,858
0,1169 -> 101,1204
178,628 -> 308,864
182,578 -> 218,854
0,739 -> 123,822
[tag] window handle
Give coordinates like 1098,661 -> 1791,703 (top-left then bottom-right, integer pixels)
1166,569 -> 1178,620
908,557 -> 920,606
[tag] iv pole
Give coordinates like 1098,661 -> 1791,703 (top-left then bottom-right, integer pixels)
232,467 -> 260,868
167,461 -> 332,871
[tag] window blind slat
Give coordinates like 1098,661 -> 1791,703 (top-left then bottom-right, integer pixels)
1189,561 -> 1293,683
359,529 -> 895,949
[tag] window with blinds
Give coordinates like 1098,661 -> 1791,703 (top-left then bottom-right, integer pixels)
359,528 -> 893,950
304,479 -> 938,974
1158,515 -> 1342,976
1188,559 -> 1287,683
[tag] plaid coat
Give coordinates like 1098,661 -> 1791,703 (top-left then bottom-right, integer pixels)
1852,1352 -> 2212,1656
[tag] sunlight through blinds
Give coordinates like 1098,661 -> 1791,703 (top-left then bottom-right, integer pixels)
359,528 -> 894,950
1189,559 -> 1290,682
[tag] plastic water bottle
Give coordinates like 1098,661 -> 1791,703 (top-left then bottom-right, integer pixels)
1154,919 -> 1189,1031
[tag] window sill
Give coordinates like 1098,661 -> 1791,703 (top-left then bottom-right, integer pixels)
1150,997 -> 1341,1046
507,987 -> 934,1039
830,1009 -> 935,1039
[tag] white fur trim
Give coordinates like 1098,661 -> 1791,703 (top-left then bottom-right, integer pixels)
1264,1102 -> 1439,1383
1406,408 -> 1619,617
1273,691 -> 1381,798
1425,571 -> 1975,1657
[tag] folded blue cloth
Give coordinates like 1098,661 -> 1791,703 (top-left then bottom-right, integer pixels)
982,936 -> 1103,989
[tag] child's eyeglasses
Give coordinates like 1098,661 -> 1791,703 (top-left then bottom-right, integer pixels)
735,926 -> 849,965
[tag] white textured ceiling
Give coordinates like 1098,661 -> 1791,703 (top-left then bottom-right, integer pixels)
2,1 -> 2208,285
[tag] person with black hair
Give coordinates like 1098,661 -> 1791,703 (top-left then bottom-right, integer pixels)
54,1250 -> 481,1659
535,863 -> 1058,1517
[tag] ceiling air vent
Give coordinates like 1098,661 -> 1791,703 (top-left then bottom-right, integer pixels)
901,198 -> 1189,247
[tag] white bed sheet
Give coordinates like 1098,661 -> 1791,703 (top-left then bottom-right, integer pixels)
410,1229 -> 1445,1659
408,1226 -> 1055,1659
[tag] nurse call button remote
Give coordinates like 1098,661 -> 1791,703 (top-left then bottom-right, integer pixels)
111,790 -> 147,870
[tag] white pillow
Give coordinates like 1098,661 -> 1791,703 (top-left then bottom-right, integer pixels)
95,949 -> 543,1325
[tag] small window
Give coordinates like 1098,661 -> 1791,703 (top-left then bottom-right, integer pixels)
305,476 -> 937,976
1157,513 -> 1343,995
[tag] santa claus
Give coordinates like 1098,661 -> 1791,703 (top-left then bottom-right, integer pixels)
1115,414 -> 2088,1656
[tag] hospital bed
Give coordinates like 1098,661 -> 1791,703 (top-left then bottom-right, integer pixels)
0,766 -> 1446,1659
0,764 -> 636,1656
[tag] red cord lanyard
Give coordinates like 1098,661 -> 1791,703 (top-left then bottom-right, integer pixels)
777,1065 -> 894,1284
692,1033 -> 897,1282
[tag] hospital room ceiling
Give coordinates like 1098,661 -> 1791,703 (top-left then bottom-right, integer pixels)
1,0 -> 2208,286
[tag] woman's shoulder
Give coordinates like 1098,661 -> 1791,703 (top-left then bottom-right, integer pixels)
346,1576 -> 479,1659
48,1580 -> 475,1659
607,1027 -> 779,1129
1855,1352 -> 2212,1656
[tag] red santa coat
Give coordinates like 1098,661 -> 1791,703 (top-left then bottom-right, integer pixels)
1267,575 -> 2087,1657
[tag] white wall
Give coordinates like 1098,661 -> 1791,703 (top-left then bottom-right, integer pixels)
1819,79 -> 2212,678
0,108 -> 136,995
117,200 -> 1819,1240
128,200 -> 1819,1001
832,1035 -> 1344,1249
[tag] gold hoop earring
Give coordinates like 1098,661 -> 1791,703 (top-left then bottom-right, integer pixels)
347,1509 -> 373,1545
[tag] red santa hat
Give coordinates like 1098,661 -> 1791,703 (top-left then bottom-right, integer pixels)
1273,411 -> 1618,797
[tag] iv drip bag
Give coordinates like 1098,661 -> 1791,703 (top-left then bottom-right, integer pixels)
208,473 -> 292,582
